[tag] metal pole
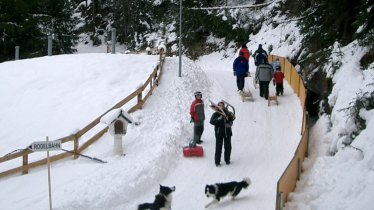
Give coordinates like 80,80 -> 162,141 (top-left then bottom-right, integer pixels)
15,46 -> 20,60
178,0 -> 182,77
111,28 -> 116,54
48,36 -> 52,56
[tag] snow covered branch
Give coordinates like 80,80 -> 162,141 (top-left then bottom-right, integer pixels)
188,0 -> 276,10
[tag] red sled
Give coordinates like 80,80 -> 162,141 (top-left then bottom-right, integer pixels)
183,146 -> 204,157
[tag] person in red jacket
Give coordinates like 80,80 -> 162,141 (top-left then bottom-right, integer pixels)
189,91 -> 205,147
273,66 -> 285,96
240,44 -> 251,61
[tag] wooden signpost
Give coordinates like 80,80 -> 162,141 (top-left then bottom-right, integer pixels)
30,137 -> 61,210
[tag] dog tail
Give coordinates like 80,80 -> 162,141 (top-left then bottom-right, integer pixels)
241,177 -> 252,188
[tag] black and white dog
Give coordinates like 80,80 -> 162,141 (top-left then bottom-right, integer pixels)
138,185 -> 176,210
204,177 -> 251,208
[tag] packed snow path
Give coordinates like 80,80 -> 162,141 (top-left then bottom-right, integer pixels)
123,56 -> 303,210
154,57 -> 303,210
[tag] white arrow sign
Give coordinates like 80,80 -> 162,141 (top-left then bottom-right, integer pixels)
30,140 -> 61,152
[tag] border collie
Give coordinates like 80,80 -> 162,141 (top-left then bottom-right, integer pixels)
138,185 -> 176,210
204,177 -> 251,208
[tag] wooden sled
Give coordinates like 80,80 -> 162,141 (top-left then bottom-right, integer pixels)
268,95 -> 279,106
253,77 -> 258,89
239,89 -> 253,102
209,100 -> 236,121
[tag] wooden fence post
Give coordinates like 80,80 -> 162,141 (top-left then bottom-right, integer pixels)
22,153 -> 28,175
138,92 -> 143,109
297,158 -> 301,180
159,48 -> 164,61
155,69 -> 159,86
150,78 -> 153,93
73,136 -> 79,159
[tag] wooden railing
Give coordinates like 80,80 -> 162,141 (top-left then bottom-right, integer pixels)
0,50 -> 166,179
268,55 -> 309,210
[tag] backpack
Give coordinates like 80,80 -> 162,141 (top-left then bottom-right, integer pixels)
255,53 -> 267,66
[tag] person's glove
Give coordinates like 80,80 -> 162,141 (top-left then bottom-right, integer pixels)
190,117 -> 194,123
233,71 -> 236,76
273,79 -> 275,86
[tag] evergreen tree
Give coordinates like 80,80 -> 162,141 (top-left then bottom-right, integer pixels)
0,0 -> 79,62
76,0 -> 112,46
110,0 -> 177,49
0,0 -> 44,61
36,0 -> 79,54
354,0 -> 374,48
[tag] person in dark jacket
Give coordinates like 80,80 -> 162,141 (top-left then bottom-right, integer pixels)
240,44 -> 251,61
233,51 -> 249,93
253,44 -> 268,66
190,91 -> 205,147
210,101 -> 234,167
255,60 -> 273,99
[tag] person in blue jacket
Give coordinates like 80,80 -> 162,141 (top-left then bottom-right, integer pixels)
233,51 -> 249,93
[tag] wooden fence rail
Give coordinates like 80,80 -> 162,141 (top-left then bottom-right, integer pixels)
268,55 -> 309,210
0,50 -> 165,179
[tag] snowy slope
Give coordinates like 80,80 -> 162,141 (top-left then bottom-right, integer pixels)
0,54 -> 159,154
0,52 -> 303,210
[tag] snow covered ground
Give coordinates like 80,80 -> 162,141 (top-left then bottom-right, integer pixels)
1,2 -> 373,208
0,50 -> 303,209
284,41 -> 374,210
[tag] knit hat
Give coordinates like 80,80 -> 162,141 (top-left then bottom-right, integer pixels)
217,101 -> 224,106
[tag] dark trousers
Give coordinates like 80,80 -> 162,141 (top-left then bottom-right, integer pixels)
193,124 -> 204,143
215,135 -> 232,165
259,81 -> 270,99
236,75 -> 245,91
276,83 -> 284,95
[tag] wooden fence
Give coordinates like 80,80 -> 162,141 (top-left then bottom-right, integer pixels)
268,55 -> 309,210
0,50 -> 166,179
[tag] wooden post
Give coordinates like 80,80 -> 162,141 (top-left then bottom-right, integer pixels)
154,70 -> 159,86
159,48 -> 164,61
73,136 -> 79,159
150,79 -> 153,94
297,158 -> 301,180
137,92 -> 143,109
22,153 -> 28,175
